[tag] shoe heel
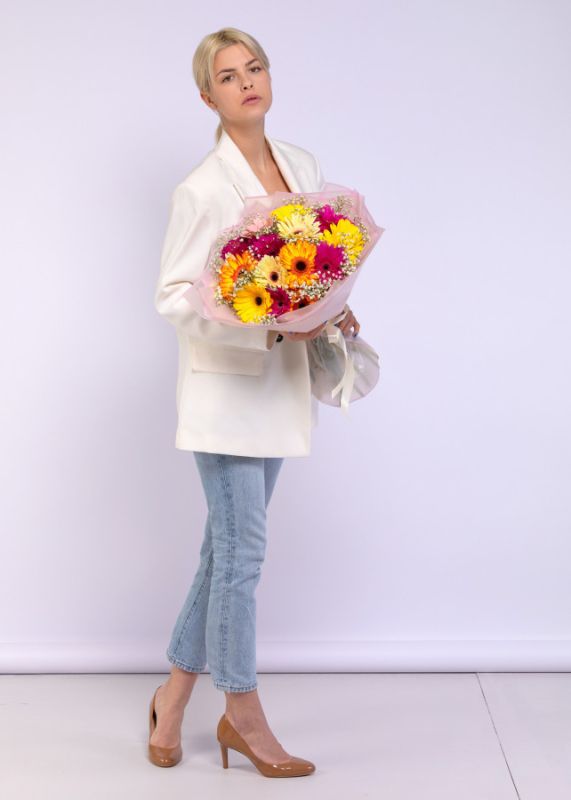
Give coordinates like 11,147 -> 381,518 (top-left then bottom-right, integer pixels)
219,740 -> 229,769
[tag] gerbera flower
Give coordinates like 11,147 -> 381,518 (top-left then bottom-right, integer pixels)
290,292 -> 317,311
266,285 -> 292,316
321,218 -> 365,266
275,210 -> 321,241
232,283 -> 273,323
218,251 -> 258,301
244,213 -> 272,234
221,235 -> 254,259
279,241 -> 318,287
314,242 -> 345,282
271,202 -> 309,221
249,232 -> 284,259
252,255 -> 289,288
316,204 -> 345,232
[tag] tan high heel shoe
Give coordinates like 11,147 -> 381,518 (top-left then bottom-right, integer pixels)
217,714 -> 316,778
148,685 -> 183,767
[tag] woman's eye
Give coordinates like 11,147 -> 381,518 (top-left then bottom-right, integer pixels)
222,66 -> 262,83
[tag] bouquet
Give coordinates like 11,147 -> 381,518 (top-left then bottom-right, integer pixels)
184,182 -> 384,334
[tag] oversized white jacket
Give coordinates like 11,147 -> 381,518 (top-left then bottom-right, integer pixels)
154,128 -> 326,457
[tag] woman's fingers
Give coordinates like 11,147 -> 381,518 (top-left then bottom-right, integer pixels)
338,307 -> 360,337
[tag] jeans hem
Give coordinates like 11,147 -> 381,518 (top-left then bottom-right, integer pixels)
212,681 -> 258,693
166,651 -> 206,673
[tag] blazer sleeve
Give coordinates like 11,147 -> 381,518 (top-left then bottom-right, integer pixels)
154,183 -> 277,351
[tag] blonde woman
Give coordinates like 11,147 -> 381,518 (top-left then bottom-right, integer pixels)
151,27 -> 360,778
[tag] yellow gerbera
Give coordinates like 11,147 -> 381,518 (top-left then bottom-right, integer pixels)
279,241 -> 318,287
322,219 -> 365,266
218,251 -> 258,301
271,203 -> 309,221
252,255 -> 289,288
233,283 -> 273,323
275,211 -> 321,241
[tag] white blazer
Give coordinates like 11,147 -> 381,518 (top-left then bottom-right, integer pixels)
154,128 -> 326,457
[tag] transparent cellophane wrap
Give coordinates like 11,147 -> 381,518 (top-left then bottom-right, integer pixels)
307,306 -> 381,415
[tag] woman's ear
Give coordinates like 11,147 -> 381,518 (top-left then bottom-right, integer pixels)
200,90 -> 216,111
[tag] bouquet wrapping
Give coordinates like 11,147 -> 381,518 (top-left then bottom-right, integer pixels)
183,182 -> 384,333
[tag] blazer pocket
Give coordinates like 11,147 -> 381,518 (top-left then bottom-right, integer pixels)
189,339 -> 266,376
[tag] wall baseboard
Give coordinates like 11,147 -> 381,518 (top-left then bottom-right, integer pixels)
2,639 -> 571,673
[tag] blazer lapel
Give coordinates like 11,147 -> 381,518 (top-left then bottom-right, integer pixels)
214,128 -> 304,203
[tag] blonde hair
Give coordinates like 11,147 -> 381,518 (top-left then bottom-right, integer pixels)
192,27 -> 271,144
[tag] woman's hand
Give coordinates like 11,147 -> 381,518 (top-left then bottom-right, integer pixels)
336,305 -> 360,338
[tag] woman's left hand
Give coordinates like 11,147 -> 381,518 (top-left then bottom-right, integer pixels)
336,305 -> 360,338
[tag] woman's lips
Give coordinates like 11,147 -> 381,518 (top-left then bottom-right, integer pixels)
243,96 -> 261,104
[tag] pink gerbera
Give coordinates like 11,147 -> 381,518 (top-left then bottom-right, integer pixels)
314,242 -> 345,281
249,232 -> 284,259
316,204 -> 345,232
221,235 -> 253,258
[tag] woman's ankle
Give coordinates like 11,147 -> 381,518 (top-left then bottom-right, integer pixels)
160,670 -> 198,711
225,689 -> 268,729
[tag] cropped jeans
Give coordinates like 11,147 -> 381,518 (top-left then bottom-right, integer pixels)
166,451 -> 284,692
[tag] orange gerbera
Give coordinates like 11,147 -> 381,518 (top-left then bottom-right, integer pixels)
279,240 -> 318,287
218,251 -> 258,301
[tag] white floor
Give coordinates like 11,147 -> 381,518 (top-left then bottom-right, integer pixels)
1,672 -> 570,799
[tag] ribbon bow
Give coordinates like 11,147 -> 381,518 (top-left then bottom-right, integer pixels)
321,305 -> 356,416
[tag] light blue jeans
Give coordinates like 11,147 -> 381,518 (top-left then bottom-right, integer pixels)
166,451 -> 284,692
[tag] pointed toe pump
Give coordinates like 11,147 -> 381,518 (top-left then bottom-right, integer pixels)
216,714 -> 316,778
148,685 -> 183,767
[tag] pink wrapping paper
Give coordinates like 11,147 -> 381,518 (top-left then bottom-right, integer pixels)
183,182 -> 385,334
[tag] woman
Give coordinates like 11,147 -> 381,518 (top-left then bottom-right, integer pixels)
151,27 -> 360,778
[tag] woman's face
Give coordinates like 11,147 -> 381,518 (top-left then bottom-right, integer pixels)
202,43 -> 272,128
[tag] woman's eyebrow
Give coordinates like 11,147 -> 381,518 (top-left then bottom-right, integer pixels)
216,58 -> 259,77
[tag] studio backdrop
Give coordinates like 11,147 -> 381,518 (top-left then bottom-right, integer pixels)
1,0 -> 570,673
